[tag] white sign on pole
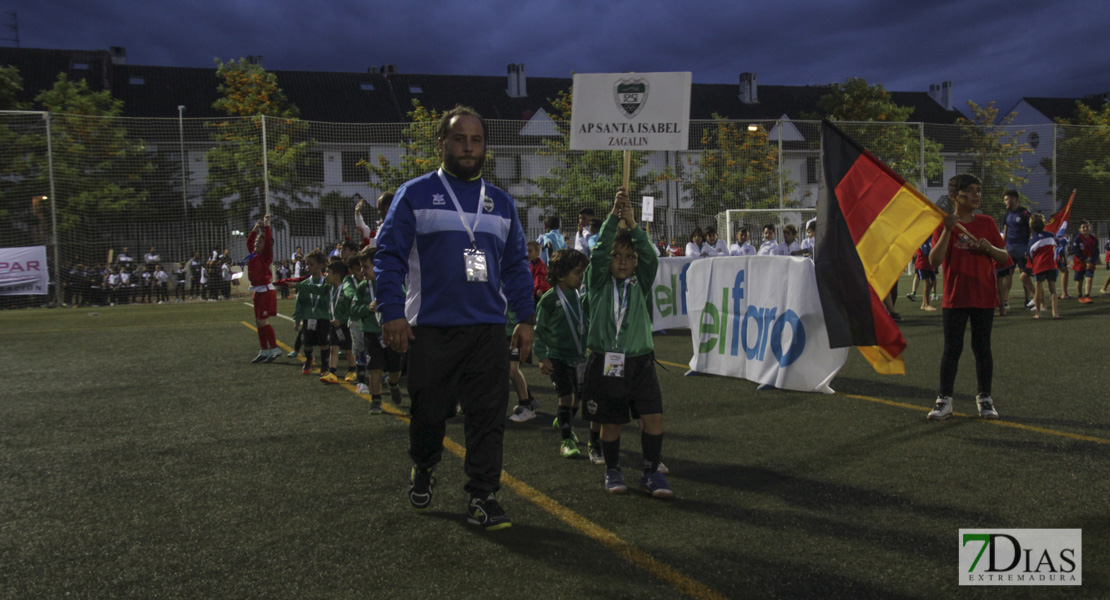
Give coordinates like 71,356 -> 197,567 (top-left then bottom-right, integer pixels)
570,72 -> 691,151
686,256 -> 848,393
641,196 -> 655,222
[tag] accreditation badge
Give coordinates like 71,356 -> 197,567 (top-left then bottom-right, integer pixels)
602,351 -> 626,378
306,319 -> 317,331
575,359 -> 587,385
464,249 -> 488,282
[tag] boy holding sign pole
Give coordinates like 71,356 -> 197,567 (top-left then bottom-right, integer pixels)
581,188 -> 672,498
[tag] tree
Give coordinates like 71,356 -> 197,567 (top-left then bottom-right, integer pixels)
1046,101 -> 1110,221
527,88 -> 664,218
680,115 -> 797,215
955,101 -> 1033,221
815,78 -> 944,185
203,58 -> 318,229
33,73 -> 151,261
0,65 -> 31,244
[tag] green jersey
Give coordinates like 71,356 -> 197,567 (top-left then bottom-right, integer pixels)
350,278 -> 383,334
585,214 -> 657,357
291,275 -> 332,321
534,285 -> 588,364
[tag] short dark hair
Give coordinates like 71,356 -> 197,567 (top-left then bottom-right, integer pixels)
578,206 -> 595,217
327,261 -> 349,278
690,227 -> 705,241
948,173 -> 982,196
306,250 -> 327,265
763,223 -> 776,234
346,254 -> 361,270
1004,189 -> 1020,199
705,226 -> 717,236
437,105 -> 487,143
783,224 -> 798,235
341,240 -> 360,252
1031,214 -> 1045,232
614,229 -> 636,251
546,248 -> 589,286
544,215 -> 561,231
358,246 -> 377,262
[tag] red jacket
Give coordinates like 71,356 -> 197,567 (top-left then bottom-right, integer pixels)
530,259 -> 551,297
246,226 -> 273,287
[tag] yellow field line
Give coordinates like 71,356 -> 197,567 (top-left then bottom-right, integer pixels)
0,321 -> 229,334
241,322 -> 727,600
661,356 -> 1109,446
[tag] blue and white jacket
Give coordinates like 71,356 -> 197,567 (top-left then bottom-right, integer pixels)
374,168 -> 535,327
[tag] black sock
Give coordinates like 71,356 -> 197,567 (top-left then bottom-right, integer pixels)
357,364 -> 366,385
304,349 -> 313,365
557,405 -> 573,440
601,438 -> 621,470
329,367 -> 337,375
570,404 -> 580,420
641,431 -> 663,474
321,351 -> 330,372
371,394 -> 382,401
589,429 -> 600,446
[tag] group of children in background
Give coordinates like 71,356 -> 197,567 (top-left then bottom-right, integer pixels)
672,221 -> 815,259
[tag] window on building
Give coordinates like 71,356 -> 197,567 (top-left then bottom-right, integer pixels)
341,151 -> 371,183
409,85 -> 423,94
359,82 -> 374,91
129,76 -> 145,85
72,62 -> 89,70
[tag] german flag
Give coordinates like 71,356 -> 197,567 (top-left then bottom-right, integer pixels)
814,121 -> 946,374
1044,189 -> 1075,236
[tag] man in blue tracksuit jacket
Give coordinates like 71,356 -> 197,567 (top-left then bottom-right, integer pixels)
375,105 -> 534,530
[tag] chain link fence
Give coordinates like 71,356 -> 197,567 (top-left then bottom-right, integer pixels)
1,111 -> 1106,306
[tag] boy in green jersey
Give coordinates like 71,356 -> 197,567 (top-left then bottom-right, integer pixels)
535,248 -> 603,461
581,189 -> 672,498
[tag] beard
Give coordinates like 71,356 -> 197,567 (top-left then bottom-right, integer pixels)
443,151 -> 485,180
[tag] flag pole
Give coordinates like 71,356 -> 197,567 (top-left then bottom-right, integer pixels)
620,150 -> 631,228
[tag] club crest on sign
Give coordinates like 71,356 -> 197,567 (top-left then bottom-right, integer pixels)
614,79 -> 648,119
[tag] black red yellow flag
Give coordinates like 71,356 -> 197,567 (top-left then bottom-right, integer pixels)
815,121 -> 946,374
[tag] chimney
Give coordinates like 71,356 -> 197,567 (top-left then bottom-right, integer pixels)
507,63 -> 527,98
246,55 -> 265,68
108,46 -> 127,65
380,64 -> 397,75
367,66 -> 379,75
739,72 -> 758,104
929,82 -> 953,110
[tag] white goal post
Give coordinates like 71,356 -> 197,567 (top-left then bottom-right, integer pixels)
716,208 -> 817,244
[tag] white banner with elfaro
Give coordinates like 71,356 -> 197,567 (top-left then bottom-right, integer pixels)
0,246 -> 49,295
651,257 -> 698,331
685,256 -> 848,393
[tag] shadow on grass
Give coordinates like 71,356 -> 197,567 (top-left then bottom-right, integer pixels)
700,550 -> 925,600
832,376 -> 937,402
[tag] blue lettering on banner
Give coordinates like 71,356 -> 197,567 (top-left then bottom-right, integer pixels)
653,261 -> 692,318
697,268 -> 806,367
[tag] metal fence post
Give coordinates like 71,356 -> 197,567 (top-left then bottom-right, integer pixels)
260,114 -> 270,216
43,112 -> 60,306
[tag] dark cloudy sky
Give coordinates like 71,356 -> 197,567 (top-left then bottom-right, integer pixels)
11,0 -> 1109,115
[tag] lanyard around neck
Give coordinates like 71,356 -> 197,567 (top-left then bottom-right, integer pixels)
612,278 -> 631,343
437,168 -> 486,249
556,286 -> 584,356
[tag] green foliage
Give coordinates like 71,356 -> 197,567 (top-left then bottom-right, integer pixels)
203,58 -> 318,228
816,78 -> 944,185
526,88 -> 666,218
34,74 -> 150,235
0,65 -> 25,110
680,115 -> 797,215
1047,101 -> 1110,219
955,101 -> 1033,221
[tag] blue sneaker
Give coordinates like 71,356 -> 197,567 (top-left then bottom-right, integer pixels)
604,468 -> 627,494
641,471 -> 674,498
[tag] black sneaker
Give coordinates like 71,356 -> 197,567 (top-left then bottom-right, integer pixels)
389,384 -> 403,404
408,466 -> 435,511
467,493 -> 511,530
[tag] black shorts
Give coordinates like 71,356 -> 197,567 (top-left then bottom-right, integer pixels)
363,332 -> 385,370
1035,270 -> 1058,283
329,323 -> 353,350
996,264 -> 1016,278
581,351 -> 662,424
1006,250 -> 1032,276
915,269 -> 936,281
303,319 -> 332,347
1075,269 -> 1095,279
548,358 -> 581,398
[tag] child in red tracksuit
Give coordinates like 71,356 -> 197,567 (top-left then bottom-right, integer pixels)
247,214 -> 280,363
1027,214 -> 1060,319
528,241 -> 551,305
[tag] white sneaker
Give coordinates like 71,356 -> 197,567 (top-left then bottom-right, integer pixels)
927,396 -> 953,420
1003,301 -> 1010,310
508,404 -> 536,422
356,383 -> 369,395
657,461 -> 670,475
976,394 -> 1000,419
1025,299 -> 1036,308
